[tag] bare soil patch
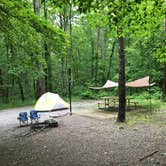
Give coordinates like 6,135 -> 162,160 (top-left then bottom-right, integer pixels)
0,100 -> 165,166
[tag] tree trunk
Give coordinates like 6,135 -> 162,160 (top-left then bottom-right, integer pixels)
44,0 -> 47,89
58,4 -> 71,94
0,69 -> 3,102
63,6 -> 68,32
162,17 -> 166,101
107,41 -> 116,79
100,29 -> 107,81
60,58 -> 66,94
47,54 -> 52,92
94,27 -> 100,84
91,41 -> 95,80
89,28 -> 95,80
0,69 -> 2,85
68,2 -> 73,66
117,36 -> 126,122
33,0 -> 40,16
44,0 -> 52,92
4,43 -> 10,103
17,77 -> 25,101
162,63 -> 166,101
33,0 -> 45,99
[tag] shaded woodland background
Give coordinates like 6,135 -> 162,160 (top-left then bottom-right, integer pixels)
0,0 -> 166,106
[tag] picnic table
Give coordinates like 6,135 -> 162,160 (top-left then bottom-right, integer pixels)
100,96 -> 118,108
98,96 -> 138,109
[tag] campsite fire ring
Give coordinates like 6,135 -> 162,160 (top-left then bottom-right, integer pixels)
31,119 -> 58,130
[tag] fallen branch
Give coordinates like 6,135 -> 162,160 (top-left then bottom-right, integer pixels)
139,150 -> 158,161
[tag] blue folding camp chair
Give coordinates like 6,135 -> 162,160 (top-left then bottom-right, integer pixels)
17,112 -> 28,127
30,110 -> 40,124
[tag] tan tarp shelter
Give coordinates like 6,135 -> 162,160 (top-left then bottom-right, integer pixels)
90,80 -> 118,90
126,76 -> 155,87
34,92 -> 69,111
90,76 -> 154,89
103,80 -> 119,88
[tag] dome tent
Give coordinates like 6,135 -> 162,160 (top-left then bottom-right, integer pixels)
34,92 -> 69,111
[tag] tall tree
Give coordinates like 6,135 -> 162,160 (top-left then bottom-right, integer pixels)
43,0 -> 52,92
33,0 -> 45,99
0,0 -> 68,103
117,34 -> 126,122
162,17 -> 166,100
75,0 -> 165,122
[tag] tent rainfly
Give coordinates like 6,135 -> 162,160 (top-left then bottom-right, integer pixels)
34,92 -> 69,111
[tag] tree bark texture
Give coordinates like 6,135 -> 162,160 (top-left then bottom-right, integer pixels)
44,0 -> 52,92
162,17 -> 166,100
117,36 -> 126,122
94,27 -> 100,84
89,28 -> 95,80
33,0 -> 40,16
107,41 -> 116,79
17,77 -> 25,101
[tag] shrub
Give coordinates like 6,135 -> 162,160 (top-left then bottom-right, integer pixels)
80,90 -> 96,99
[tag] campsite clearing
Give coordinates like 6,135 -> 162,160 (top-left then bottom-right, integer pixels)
0,100 -> 165,166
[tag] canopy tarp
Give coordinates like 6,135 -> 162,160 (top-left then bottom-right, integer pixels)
34,92 -> 69,111
103,80 -> 119,88
90,80 -> 118,90
126,76 -> 155,87
90,76 -> 155,90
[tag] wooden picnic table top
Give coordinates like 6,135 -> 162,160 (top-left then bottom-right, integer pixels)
101,96 -> 134,100
101,96 -> 118,99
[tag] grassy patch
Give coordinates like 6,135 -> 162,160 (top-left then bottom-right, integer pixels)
126,111 -> 157,126
118,99 -> 166,126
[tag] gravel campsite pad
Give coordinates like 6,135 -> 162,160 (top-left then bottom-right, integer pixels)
0,100 -> 165,166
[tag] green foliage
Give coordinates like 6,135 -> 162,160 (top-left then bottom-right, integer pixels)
149,87 -> 162,99
0,0 -> 69,51
80,90 -> 95,99
156,45 -> 166,63
0,0 -> 166,107
128,87 -> 162,101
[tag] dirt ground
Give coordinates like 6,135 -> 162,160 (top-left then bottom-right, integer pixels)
0,100 -> 165,166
